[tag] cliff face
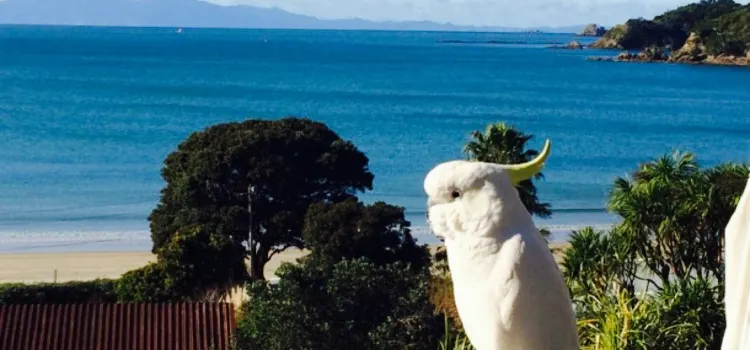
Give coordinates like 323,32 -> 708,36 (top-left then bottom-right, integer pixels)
671,32 -> 708,62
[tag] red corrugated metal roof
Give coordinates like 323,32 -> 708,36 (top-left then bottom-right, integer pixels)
0,302 -> 236,350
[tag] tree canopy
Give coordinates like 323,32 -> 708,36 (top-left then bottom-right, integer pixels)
148,117 -> 374,280
303,198 -> 430,270
464,122 -> 551,218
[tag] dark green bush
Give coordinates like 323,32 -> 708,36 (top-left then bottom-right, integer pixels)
236,258 -> 442,350
114,262 -> 187,303
0,279 -> 117,304
303,198 -> 430,270
116,225 -> 247,302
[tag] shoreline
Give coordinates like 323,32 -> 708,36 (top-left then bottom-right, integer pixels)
0,213 -> 617,254
0,242 -> 573,284
586,50 -> 750,68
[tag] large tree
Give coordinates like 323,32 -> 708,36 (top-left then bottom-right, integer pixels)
464,122 -> 552,218
148,117 -> 374,280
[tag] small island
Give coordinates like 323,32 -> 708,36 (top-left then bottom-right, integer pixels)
588,0 -> 750,66
579,23 -> 607,37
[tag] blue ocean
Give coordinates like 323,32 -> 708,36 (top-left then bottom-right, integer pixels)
2,25 -> 750,253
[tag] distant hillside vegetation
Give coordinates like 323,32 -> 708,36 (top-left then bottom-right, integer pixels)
591,0 -> 749,60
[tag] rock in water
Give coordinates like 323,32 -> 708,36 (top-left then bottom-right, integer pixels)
567,41 -> 583,49
548,40 -> 584,50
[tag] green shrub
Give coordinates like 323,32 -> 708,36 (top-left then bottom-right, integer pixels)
575,279 -> 724,350
116,225 -> 247,303
566,150 -> 742,350
0,279 -> 117,304
115,262 -> 187,303
236,258 -> 442,350
651,279 -> 725,350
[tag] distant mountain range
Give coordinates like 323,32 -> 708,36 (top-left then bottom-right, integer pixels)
0,0 -> 588,33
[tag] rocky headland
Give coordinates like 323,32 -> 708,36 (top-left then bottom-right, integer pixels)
587,0 -> 750,67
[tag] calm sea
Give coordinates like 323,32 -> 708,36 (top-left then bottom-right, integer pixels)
2,25 -> 750,253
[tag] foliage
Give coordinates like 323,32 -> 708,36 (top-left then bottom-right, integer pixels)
157,225 -> 247,298
236,258 -> 442,350
575,279 -> 724,350
702,6 -> 750,55
562,227 -> 638,301
594,0 -> 748,54
652,279 -> 725,350
0,279 -> 117,304
238,177 -> 442,350
608,151 -> 748,287
576,290 -> 658,350
437,315 -> 474,350
148,117 -> 374,280
115,262 -> 184,302
655,0 -> 741,48
618,19 -> 674,50
303,198 -> 430,270
116,226 -> 246,302
464,122 -> 552,219
565,149 -> 742,350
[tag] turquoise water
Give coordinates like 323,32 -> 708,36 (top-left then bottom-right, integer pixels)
2,25 -> 750,252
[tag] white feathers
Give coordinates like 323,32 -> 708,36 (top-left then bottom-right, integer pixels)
424,160 -> 579,350
721,176 -> 750,350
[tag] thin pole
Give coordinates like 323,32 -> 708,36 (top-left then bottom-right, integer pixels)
248,184 -> 255,279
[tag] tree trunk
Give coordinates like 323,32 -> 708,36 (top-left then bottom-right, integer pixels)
248,244 -> 269,281
250,252 -> 265,280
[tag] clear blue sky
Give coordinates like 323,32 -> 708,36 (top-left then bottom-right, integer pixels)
206,0 -> 732,27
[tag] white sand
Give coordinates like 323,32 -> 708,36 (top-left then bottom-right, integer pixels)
0,248 -> 309,284
0,243 -> 570,284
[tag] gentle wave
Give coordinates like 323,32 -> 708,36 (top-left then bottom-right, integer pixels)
0,223 -> 611,245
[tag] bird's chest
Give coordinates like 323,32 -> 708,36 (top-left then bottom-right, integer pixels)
449,251 -> 517,320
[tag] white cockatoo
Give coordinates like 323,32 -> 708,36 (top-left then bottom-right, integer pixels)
424,140 -> 578,350
722,174 -> 750,350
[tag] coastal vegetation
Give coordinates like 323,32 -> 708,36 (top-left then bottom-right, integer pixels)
1,117 -> 746,350
566,152 -> 747,350
591,0 -> 750,65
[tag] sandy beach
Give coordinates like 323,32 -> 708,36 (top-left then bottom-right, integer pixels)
0,243 -> 570,284
0,248 -> 310,284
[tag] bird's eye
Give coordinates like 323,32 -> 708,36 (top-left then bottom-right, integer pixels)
451,190 -> 461,199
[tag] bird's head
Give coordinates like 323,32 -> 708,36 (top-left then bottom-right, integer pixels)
423,140 -> 551,243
